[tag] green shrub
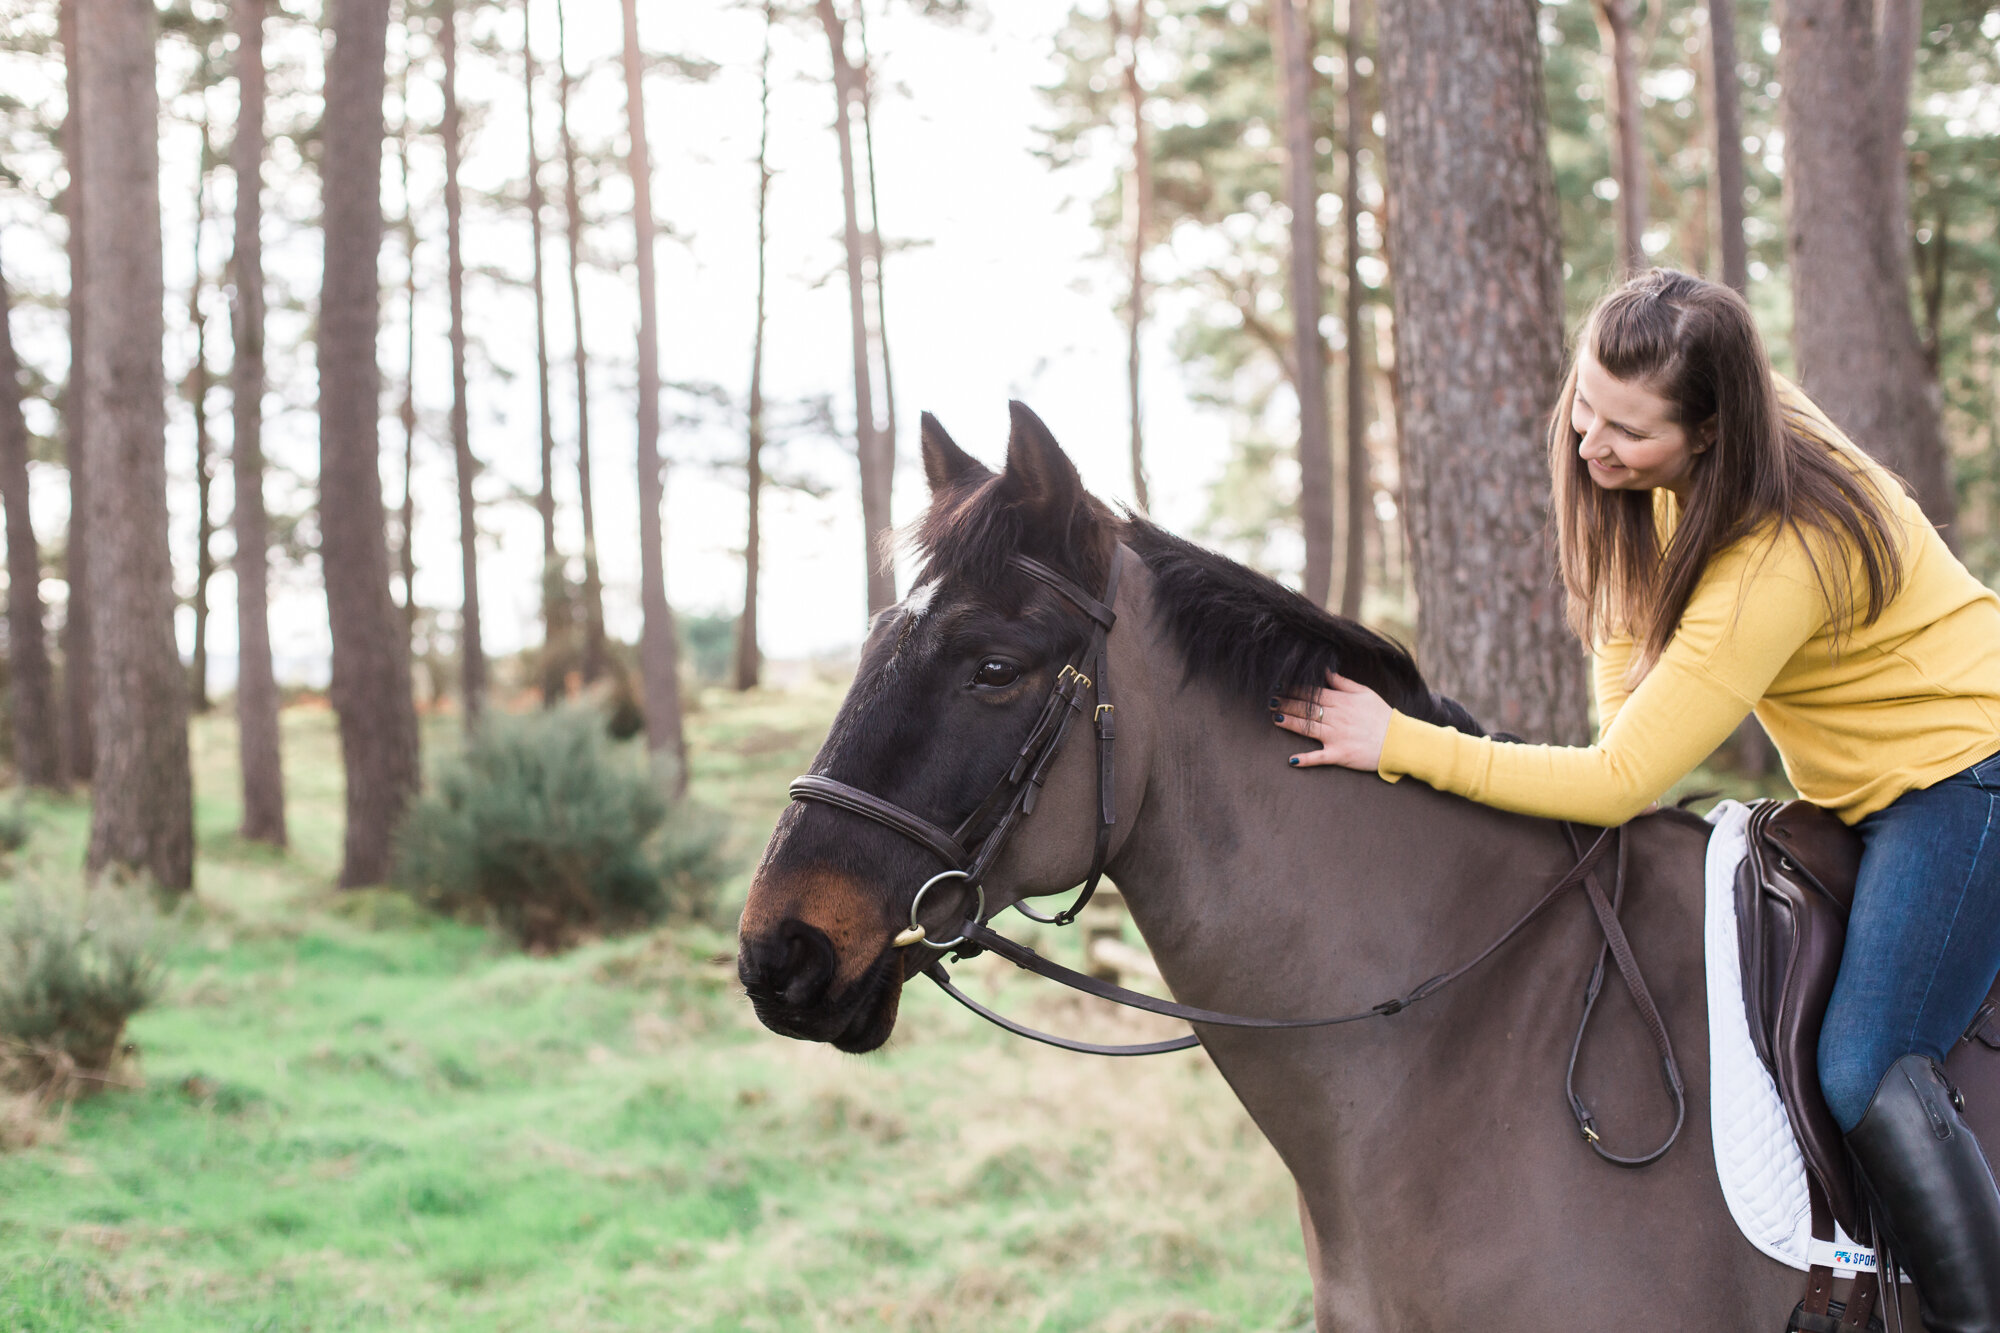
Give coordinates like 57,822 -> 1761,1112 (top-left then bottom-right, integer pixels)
392,709 -> 725,951
0,885 -> 162,1098
0,798 -> 31,855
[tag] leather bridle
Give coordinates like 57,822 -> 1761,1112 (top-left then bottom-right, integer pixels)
785,544 -> 1686,1168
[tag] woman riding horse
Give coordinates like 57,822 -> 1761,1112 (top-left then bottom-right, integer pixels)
1276,269 -> 2000,1333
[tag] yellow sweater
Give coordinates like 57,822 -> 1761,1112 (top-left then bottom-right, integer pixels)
1377,395 -> 2000,826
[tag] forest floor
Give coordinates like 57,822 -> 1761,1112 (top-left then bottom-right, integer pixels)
0,685 -> 1316,1332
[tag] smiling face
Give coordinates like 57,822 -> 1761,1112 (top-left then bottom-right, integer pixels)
1570,352 -> 1712,499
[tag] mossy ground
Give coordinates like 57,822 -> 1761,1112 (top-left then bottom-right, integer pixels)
0,687 -> 1312,1332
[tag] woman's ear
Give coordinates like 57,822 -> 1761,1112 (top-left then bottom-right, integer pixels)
1695,416 -> 1719,453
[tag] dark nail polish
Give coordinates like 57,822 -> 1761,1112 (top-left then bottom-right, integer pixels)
1267,697 -> 1279,709
1270,711 -> 1283,723
1288,757 -> 1300,766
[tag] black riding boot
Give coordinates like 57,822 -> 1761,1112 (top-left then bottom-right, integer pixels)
1845,1053 -> 2000,1333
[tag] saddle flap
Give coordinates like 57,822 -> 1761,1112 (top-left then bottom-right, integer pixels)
1946,981 -> 2000,1160
1735,799 -> 1864,1235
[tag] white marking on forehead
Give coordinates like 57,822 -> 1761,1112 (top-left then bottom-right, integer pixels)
900,580 -> 939,621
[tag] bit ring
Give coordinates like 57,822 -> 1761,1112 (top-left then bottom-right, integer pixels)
906,869 -> 983,951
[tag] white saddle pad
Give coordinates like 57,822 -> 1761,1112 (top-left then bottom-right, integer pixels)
1704,799 -> 1879,1277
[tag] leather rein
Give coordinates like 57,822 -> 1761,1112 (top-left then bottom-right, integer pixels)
787,547 -> 1686,1168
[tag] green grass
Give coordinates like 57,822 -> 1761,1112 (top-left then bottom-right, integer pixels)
0,687 -> 1310,1332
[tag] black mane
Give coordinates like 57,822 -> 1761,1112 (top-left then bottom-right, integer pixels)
1122,521 -> 1484,735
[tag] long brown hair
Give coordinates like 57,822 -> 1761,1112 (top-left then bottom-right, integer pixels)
1549,269 -> 1906,676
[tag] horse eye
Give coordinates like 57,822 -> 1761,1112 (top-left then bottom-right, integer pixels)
973,659 -> 1020,688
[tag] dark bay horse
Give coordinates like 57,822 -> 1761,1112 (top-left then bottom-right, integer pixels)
739,403 -> 1893,1329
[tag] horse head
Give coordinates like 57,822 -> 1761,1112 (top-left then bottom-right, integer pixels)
737,402 -> 1140,1052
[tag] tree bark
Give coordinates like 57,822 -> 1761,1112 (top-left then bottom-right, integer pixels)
320,0 -> 421,887
187,123 -> 215,715
396,118 -> 419,651
524,0 -> 567,707
1377,0 -> 1587,743
1593,0 -> 1648,277
818,0 -> 895,616
556,0 -> 606,686
58,0 -> 93,786
737,3 -> 774,694
1778,0 -> 1955,532
1112,0 -> 1151,512
232,0 -> 285,846
1709,0 -> 1749,293
0,262 -> 59,789
619,0 -> 690,793
76,0 -> 193,889
441,0 -> 485,730
1338,0 -> 1370,620
1273,0 -> 1335,607
853,0 -> 899,523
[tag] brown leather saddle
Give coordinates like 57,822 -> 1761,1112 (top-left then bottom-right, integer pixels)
1734,798 -> 2000,1330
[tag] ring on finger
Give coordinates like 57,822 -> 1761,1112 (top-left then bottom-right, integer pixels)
1314,704 -> 1324,722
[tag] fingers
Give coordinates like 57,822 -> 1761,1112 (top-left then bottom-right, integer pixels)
1288,748 -> 1343,768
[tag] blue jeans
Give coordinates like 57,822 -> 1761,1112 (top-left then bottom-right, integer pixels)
1818,748 -> 2000,1132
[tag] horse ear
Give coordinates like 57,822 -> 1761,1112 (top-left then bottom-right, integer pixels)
998,400 -> 1083,519
920,411 -> 990,494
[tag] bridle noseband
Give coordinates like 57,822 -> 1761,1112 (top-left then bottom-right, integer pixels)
781,544 -> 1685,1168
789,547 -> 1126,937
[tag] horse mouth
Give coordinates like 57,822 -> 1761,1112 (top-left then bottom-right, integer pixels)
746,948 -> 904,1054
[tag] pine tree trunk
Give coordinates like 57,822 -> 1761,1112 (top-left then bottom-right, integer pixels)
441,0 -> 485,730
1709,0 -> 1749,293
818,0 -> 895,616
854,1 -> 898,515
76,0 -> 194,889
524,0 -> 568,707
321,0 -> 421,887
58,0 -> 93,786
396,121 -> 419,652
1338,0 -> 1370,620
1377,0 -> 1587,744
187,125 -> 215,715
1778,0 -> 1954,532
556,0 -> 606,686
1273,0 -> 1335,607
1594,0 -> 1648,276
619,0 -> 689,794
1113,0 -> 1151,511
736,5 -> 773,695
232,0 -> 285,846
0,263 -> 59,789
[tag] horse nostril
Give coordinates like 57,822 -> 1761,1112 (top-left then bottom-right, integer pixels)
775,920 -> 837,1010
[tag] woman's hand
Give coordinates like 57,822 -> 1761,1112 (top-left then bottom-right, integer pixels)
1271,671 -> 1392,771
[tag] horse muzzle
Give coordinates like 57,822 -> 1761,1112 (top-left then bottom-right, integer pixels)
737,868 -> 911,1052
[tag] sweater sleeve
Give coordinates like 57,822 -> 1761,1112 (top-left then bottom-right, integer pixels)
1592,634 -> 1636,740
1378,536 -> 1829,825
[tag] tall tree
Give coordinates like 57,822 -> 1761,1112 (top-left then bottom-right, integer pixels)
1111,0 -> 1151,512
853,0 -> 898,519
232,0 -> 284,846
817,0 -> 895,615
1593,0 -> 1647,276
395,103 -> 419,649
320,0 -> 420,887
1778,0 -> 1955,531
736,1 -> 774,694
1337,0 -> 1369,619
556,0 -> 606,685
186,120 -> 216,714
1378,0 -> 1586,743
441,0 -> 485,729
1708,0 -> 1749,294
523,0 -> 568,706
58,0 -> 92,785
1271,0 -> 1334,607
0,261 -> 59,789
77,0 -> 194,888
619,0 -> 689,792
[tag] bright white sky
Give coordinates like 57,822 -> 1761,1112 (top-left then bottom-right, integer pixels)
2,0 -> 1236,690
